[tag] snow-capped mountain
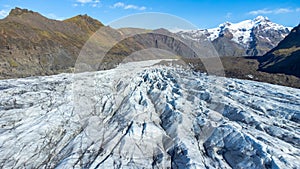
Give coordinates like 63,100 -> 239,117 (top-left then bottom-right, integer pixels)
177,16 -> 292,56
0,60 -> 299,168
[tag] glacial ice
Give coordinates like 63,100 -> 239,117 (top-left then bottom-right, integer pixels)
0,60 -> 299,169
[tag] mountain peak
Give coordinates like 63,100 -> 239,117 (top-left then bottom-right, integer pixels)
72,14 -> 92,20
9,7 -> 36,16
64,14 -> 104,33
64,14 -> 103,25
253,16 -> 270,23
176,16 -> 291,57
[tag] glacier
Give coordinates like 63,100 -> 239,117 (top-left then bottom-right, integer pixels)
0,60 -> 299,169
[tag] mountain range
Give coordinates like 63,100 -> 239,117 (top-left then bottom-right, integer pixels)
0,7 -> 299,86
0,8 -> 206,78
177,16 -> 292,57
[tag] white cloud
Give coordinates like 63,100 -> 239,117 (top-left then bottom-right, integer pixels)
124,5 -> 138,10
112,2 -> 146,11
248,8 -> 294,15
248,9 -> 273,15
76,0 -> 93,3
113,2 -> 125,8
138,6 -> 146,11
0,9 -> 8,18
274,8 -> 293,14
75,0 -> 100,7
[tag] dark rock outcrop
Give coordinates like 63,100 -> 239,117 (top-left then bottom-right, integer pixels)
259,24 -> 300,77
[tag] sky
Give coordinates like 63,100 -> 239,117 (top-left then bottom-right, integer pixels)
0,0 -> 299,29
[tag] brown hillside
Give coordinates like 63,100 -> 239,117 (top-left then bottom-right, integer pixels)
0,7 -> 103,78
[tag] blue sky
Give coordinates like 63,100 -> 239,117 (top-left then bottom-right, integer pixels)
0,0 -> 299,29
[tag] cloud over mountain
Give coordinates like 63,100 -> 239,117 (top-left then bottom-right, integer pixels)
111,2 -> 146,10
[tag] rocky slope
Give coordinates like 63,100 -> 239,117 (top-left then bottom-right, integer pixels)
259,24 -> 300,77
0,60 -> 299,168
183,57 -> 300,88
0,7 -> 104,79
177,16 -> 292,56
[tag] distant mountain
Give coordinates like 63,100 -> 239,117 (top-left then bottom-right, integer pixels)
259,24 -> 300,77
177,16 -> 292,56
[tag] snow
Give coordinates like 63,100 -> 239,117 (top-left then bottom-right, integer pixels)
0,60 -> 299,168
177,16 -> 292,46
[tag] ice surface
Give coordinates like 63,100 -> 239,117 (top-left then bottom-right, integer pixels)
0,60 -> 299,168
